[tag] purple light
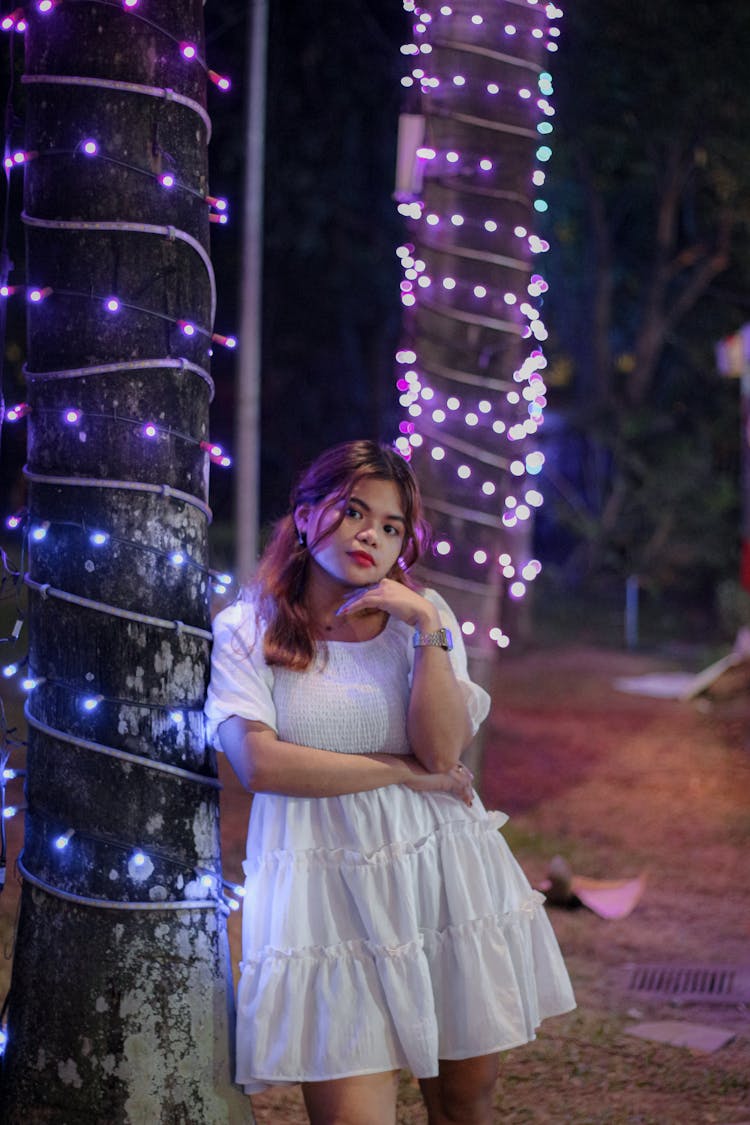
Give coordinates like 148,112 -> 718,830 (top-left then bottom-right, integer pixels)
209,70 -> 231,91
6,515 -> 21,530
1,15 -> 14,30
38,0 -> 55,12
28,287 -> 51,303
143,423 -> 158,439
12,150 -> 27,165
180,42 -> 197,61
63,408 -> 82,424
123,0 -> 139,7
82,139 -> 99,156
179,321 -> 196,337
105,297 -> 120,313
159,172 -> 176,189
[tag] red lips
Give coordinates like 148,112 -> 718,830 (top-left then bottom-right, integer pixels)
348,550 -> 376,567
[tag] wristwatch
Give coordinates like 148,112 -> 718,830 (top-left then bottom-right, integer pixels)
412,627 -> 453,651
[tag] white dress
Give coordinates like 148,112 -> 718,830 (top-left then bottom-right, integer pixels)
205,590 -> 575,1093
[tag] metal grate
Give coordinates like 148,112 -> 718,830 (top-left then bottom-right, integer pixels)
622,963 -> 750,1004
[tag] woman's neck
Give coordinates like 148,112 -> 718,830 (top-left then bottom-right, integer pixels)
304,564 -> 384,639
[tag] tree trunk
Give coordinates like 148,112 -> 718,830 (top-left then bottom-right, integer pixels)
395,4 -> 557,713
0,4 -> 252,1121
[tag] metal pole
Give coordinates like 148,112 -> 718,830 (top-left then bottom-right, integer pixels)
236,0 -> 268,580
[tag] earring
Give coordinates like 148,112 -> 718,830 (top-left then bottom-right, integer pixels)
296,528 -> 306,547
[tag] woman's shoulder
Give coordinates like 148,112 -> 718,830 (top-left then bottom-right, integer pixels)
212,591 -> 266,646
418,587 -> 459,623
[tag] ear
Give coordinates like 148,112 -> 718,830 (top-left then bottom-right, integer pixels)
294,504 -> 310,533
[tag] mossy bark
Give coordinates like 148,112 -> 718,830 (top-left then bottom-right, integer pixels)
0,4 -> 252,1121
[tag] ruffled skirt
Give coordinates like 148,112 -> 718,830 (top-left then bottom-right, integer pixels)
236,787 -> 575,1092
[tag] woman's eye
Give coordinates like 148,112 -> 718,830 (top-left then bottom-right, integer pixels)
384,525 -> 400,537
345,506 -> 361,519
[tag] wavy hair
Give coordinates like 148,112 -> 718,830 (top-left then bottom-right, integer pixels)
248,440 -> 430,670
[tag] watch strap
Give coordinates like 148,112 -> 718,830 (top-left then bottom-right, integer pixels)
412,627 -> 453,652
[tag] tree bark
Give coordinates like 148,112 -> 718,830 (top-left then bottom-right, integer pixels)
0,4 -> 252,1121
396,4 -> 555,690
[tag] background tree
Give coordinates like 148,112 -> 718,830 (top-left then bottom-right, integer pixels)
541,0 -> 747,608
0,3 -> 251,1120
392,1 -> 560,680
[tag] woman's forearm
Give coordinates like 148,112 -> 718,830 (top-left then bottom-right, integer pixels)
218,716 -> 419,797
407,647 -> 474,772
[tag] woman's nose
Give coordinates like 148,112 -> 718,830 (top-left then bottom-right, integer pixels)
357,525 -> 377,545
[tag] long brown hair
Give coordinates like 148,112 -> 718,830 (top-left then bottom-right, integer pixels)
249,441 -> 430,670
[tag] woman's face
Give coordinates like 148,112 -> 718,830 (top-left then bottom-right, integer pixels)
297,476 -> 406,589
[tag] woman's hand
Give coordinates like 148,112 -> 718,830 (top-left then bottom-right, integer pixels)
336,578 -> 440,631
401,756 -> 474,807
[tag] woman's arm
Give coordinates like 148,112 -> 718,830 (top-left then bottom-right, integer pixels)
218,715 -> 474,803
336,581 -> 474,773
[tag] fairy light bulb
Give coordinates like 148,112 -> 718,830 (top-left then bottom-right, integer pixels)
89,531 -> 109,546
28,286 -> 52,303
180,42 -> 197,61
2,664 -> 18,678
208,70 -> 231,91
473,550 -> 487,564
31,524 -> 49,542
63,408 -> 82,424
82,139 -> 99,156
143,423 -> 158,439
170,710 -> 184,724
6,403 -> 29,421
170,551 -> 187,566
159,172 -> 176,188
461,621 -> 476,635
132,851 -> 147,867
435,540 -> 451,556
104,297 -> 120,313
179,320 -> 196,337
55,829 -> 75,850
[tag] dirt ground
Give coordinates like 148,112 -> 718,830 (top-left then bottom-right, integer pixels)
219,641 -> 750,1125
1,638 -> 749,1123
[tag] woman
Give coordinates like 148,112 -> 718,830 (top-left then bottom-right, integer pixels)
205,440 -> 574,1125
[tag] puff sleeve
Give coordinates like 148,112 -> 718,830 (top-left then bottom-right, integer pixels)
406,588 -> 491,736
204,600 -> 277,749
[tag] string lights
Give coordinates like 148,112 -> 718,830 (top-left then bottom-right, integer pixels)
0,4 -> 245,1080
393,0 -> 562,653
